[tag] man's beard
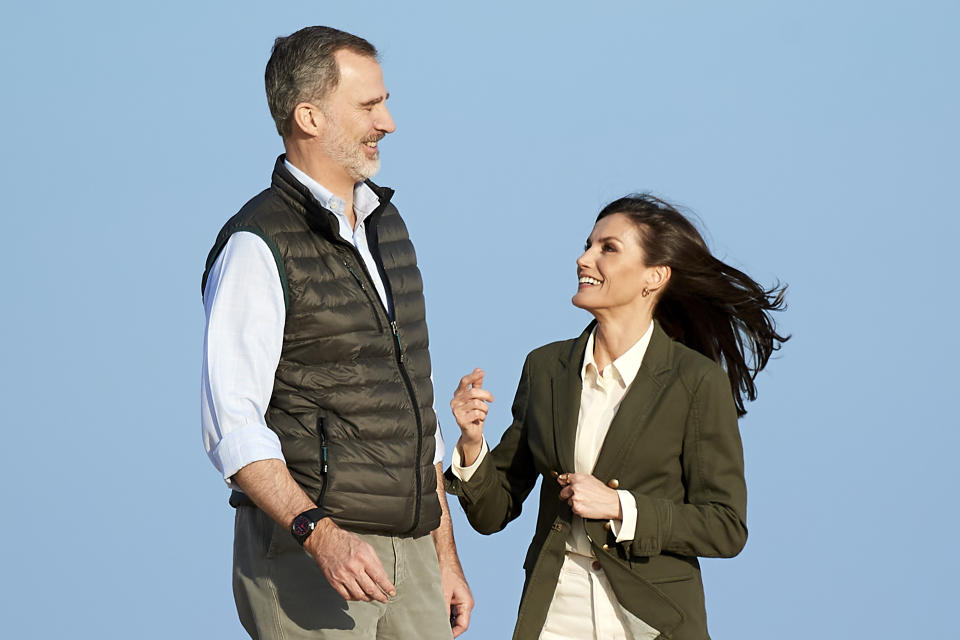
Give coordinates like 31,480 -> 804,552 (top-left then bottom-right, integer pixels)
319,114 -> 381,182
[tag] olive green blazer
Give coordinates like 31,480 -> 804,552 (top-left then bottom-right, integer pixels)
445,322 -> 747,640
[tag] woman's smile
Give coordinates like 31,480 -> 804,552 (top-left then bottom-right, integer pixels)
572,213 -> 651,315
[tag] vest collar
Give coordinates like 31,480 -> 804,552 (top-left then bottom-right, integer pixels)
270,155 -> 396,240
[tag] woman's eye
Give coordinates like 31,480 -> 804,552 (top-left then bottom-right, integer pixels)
603,244 -> 615,252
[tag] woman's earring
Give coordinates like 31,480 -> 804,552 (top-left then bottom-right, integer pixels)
642,288 -> 650,297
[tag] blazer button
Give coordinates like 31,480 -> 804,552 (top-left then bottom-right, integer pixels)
604,521 -> 612,531
607,479 -> 620,489
591,560 -> 602,570
550,470 -> 559,478
602,544 -> 610,551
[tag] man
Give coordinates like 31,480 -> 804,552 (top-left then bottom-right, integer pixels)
200,26 -> 473,639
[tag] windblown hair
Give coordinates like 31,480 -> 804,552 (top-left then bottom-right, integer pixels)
597,194 -> 789,417
265,26 -> 378,137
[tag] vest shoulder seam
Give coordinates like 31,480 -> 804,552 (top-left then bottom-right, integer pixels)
232,226 -> 290,312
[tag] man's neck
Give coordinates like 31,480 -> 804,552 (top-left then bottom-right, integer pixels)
285,147 -> 357,227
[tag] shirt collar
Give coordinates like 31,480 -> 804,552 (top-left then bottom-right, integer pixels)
581,321 -> 655,389
284,159 -> 380,225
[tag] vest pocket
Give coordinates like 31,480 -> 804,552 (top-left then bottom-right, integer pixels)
340,255 -> 384,332
317,416 -> 330,506
318,416 -> 328,474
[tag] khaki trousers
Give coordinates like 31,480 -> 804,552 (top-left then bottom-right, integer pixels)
233,506 -> 454,640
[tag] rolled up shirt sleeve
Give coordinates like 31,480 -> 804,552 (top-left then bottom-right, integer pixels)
433,422 -> 446,465
201,232 -> 286,486
431,377 -> 445,465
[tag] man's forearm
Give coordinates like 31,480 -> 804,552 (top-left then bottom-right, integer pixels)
431,463 -> 464,568
431,462 -> 473,636
232,458 -> 316,529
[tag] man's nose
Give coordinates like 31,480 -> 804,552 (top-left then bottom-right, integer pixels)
376,105 -> 396,134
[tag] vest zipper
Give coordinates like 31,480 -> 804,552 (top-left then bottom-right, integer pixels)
342,260 -> 384,333
390,319 -> 424,534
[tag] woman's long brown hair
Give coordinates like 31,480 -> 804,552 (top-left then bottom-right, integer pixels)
597,194 -> 789,417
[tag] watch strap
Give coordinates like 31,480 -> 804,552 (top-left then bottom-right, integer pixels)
290,507 -> 326,545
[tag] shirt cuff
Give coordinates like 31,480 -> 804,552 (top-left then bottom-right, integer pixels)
208,423 -> 285,488
433,422 -> 446,465
449,439 -> 489,483
609,490 -> 638,542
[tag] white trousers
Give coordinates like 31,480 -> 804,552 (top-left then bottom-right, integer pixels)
539,553 -> 659,640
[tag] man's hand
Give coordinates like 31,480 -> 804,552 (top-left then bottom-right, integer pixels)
231,461 -> 395,603
303,518 -> 396,603
557,472 -> 622,520
440,562 -> 474,637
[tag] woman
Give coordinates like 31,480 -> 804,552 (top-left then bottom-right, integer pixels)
445,195 -> 787,640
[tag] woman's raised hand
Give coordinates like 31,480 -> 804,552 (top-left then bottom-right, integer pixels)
451,368 -> 494,466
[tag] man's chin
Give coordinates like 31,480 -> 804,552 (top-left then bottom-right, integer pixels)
355,158 -> 381,181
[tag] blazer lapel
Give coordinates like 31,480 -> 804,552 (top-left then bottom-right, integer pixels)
591,322 -> 675,481
552,324 -> 594,474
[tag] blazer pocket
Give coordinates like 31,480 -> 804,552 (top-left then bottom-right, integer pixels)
648,572 -> 694,585
633,553 -> 697,584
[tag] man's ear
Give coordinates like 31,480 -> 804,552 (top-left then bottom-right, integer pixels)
291,102 -> 322,137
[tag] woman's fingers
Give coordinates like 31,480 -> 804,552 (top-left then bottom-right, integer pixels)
466,410 -> 486,424
467,399 -> 490,413
452,388 -> 495,406
452,403 -> 488,424
451,370 -> 495,431
455,368 -> 484,392
556,472 -> 582,486
452,398 -> 490,412
453,370 -> 495,401
555,473 -> 621,520
471,389 -> 495,402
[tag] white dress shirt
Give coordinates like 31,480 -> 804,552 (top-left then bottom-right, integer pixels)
451,321 -> 654,546
201,161 -> 444,488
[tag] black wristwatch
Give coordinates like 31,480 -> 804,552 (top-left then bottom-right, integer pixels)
290,508 -> 326,545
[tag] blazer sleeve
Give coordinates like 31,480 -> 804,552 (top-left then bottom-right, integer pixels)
626,364 -> 748,559
444,356 -> 540,535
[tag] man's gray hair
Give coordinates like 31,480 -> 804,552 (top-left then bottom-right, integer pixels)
265,26 -> 378,137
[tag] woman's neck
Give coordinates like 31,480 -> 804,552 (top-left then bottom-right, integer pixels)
592,312 -> 653,373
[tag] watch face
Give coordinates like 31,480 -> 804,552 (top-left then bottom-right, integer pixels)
292,515 -> 312,537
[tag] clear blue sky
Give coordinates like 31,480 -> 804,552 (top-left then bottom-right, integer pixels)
2,1 -> 958,638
